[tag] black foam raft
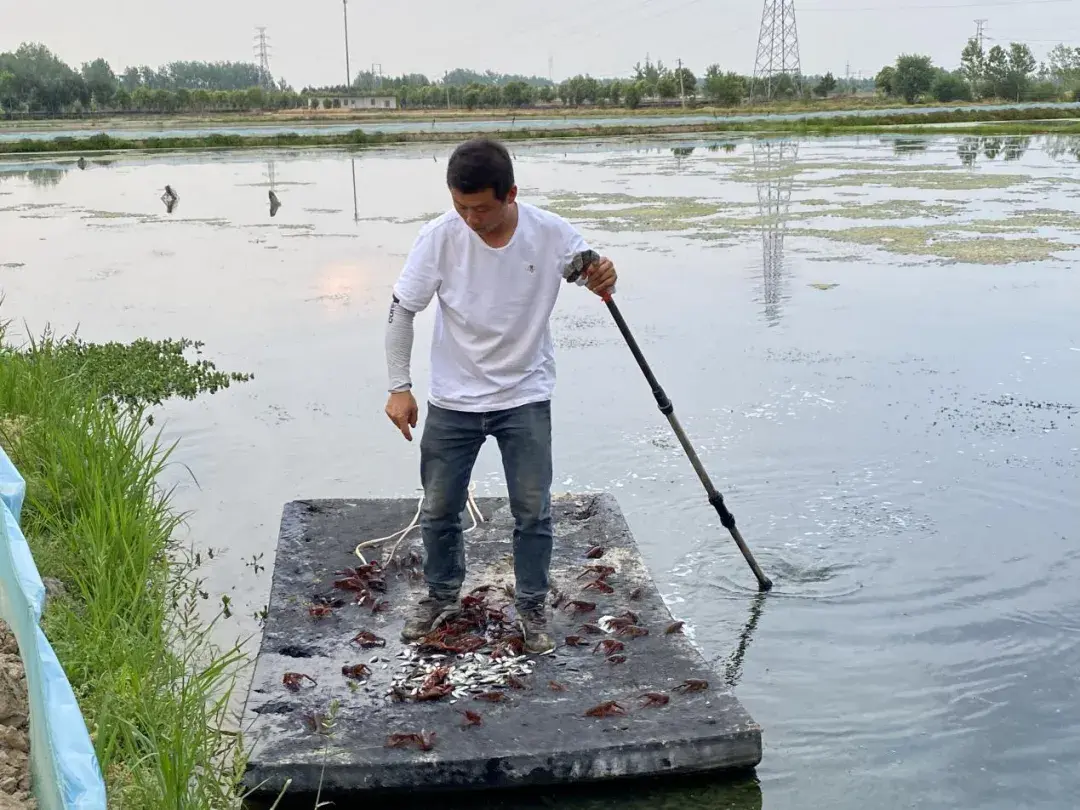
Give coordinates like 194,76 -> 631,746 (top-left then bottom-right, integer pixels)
241,493 -> 763,800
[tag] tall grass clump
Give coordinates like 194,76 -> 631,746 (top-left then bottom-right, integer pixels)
0,316 -> 254,808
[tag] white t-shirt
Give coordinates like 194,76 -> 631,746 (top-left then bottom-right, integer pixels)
392,201 -> 591,413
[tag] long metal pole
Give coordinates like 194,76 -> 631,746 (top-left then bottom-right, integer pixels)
343,0 -> 352,88
601,291 -> 773,592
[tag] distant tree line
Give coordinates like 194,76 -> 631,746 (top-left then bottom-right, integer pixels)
2,39 -> 1078,117
874,40 -> 1080,105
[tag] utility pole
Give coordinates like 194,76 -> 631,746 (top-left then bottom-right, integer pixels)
677,57 -> 686,107
342,0 -> 352,89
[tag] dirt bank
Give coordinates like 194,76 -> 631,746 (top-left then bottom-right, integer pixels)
0,621 -> 34,809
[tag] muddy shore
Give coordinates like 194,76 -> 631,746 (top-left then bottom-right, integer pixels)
0,622 -> 34,809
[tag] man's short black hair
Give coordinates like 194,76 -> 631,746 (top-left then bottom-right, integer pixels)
446,138 -> 515,201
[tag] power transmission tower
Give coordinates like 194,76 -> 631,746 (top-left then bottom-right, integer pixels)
751,0 -> 802,101
974,19 -> 987,50
342,0 -> 352,88
253,27 -> 273,90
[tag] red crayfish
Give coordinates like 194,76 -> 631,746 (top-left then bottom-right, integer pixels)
341,663 -> 372,681
674,679 -> 709,693
593,639 -> 625,656
584,700 -> 626,717
665,621 -> 685,635
578,564 -> 616,580
585,545 -> 606,559
640,692 -> 670,707
350,630 -> 387,649
564,600 -> 597,615
582,578 -> 614,594
386,731 -> 436,751
282,672 -> 317,692
462,710 -> 483,727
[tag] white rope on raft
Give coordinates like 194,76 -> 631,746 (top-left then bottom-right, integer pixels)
354,481 -> 486,567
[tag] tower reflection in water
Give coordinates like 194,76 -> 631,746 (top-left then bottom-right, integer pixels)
752,139 -> 799,327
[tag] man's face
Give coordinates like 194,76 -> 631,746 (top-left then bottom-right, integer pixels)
450,185 -> 517,234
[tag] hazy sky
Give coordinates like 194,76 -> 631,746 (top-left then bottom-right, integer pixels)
1,0 -> 1076,87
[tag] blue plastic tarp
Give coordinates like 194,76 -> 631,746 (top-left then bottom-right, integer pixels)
0,446 -> 108,809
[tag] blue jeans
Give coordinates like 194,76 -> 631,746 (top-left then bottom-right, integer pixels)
419,399 -> 553,611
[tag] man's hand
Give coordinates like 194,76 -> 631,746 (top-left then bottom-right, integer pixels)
385,390 -> 419,441
584,256 -> 617,297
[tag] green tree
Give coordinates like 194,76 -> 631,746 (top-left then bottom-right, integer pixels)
1048,44 -> 1080,84
624,82 -> 642,109
930,70 -> 972,102
702,65 -> 745,106
655,73 -> 679,99
892,54 -> 935,103
960,37 -> 985,95
0,70 -> 16,110
674,66 -> 697,98
1005,42 -> 1036,100
500,80 -> 532,107
813,72 -> 837,97
607,79 -> 623,105
80,58 -> 116,106
875,65 -> 896,96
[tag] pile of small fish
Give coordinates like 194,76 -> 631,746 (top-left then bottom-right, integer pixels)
388,648 -> 536,703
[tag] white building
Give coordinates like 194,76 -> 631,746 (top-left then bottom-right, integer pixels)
309,95 -> 398,110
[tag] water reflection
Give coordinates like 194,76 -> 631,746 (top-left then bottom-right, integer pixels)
160,184 -> 179,214
720,593 -> 768,689
1043,133 -> 1080,162
350,157 -> 359,222
751,139 -> 798,327
0,166 -> 68,188
956,135 -> 1031,165
267,773 -> 764,810
266,160 -> 281,217
891,137 -> 930,155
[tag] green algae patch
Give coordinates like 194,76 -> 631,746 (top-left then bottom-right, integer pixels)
814,170 -> 1032,191
803,199 -> 964,221
1004,208 -> 1080,232
81,209 -> 158,221
806,253 -> 864,263
542,191 -> 742,233
356,212 -> 444,224
794,224 -> 1067,264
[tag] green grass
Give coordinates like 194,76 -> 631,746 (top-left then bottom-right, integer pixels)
2,105 -> 1080,157
0,317 -> 255,808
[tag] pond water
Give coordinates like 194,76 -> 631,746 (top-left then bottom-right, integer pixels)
1,133 -> 1079,809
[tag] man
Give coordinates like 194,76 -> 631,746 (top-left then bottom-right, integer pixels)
383,137 -> 616,655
